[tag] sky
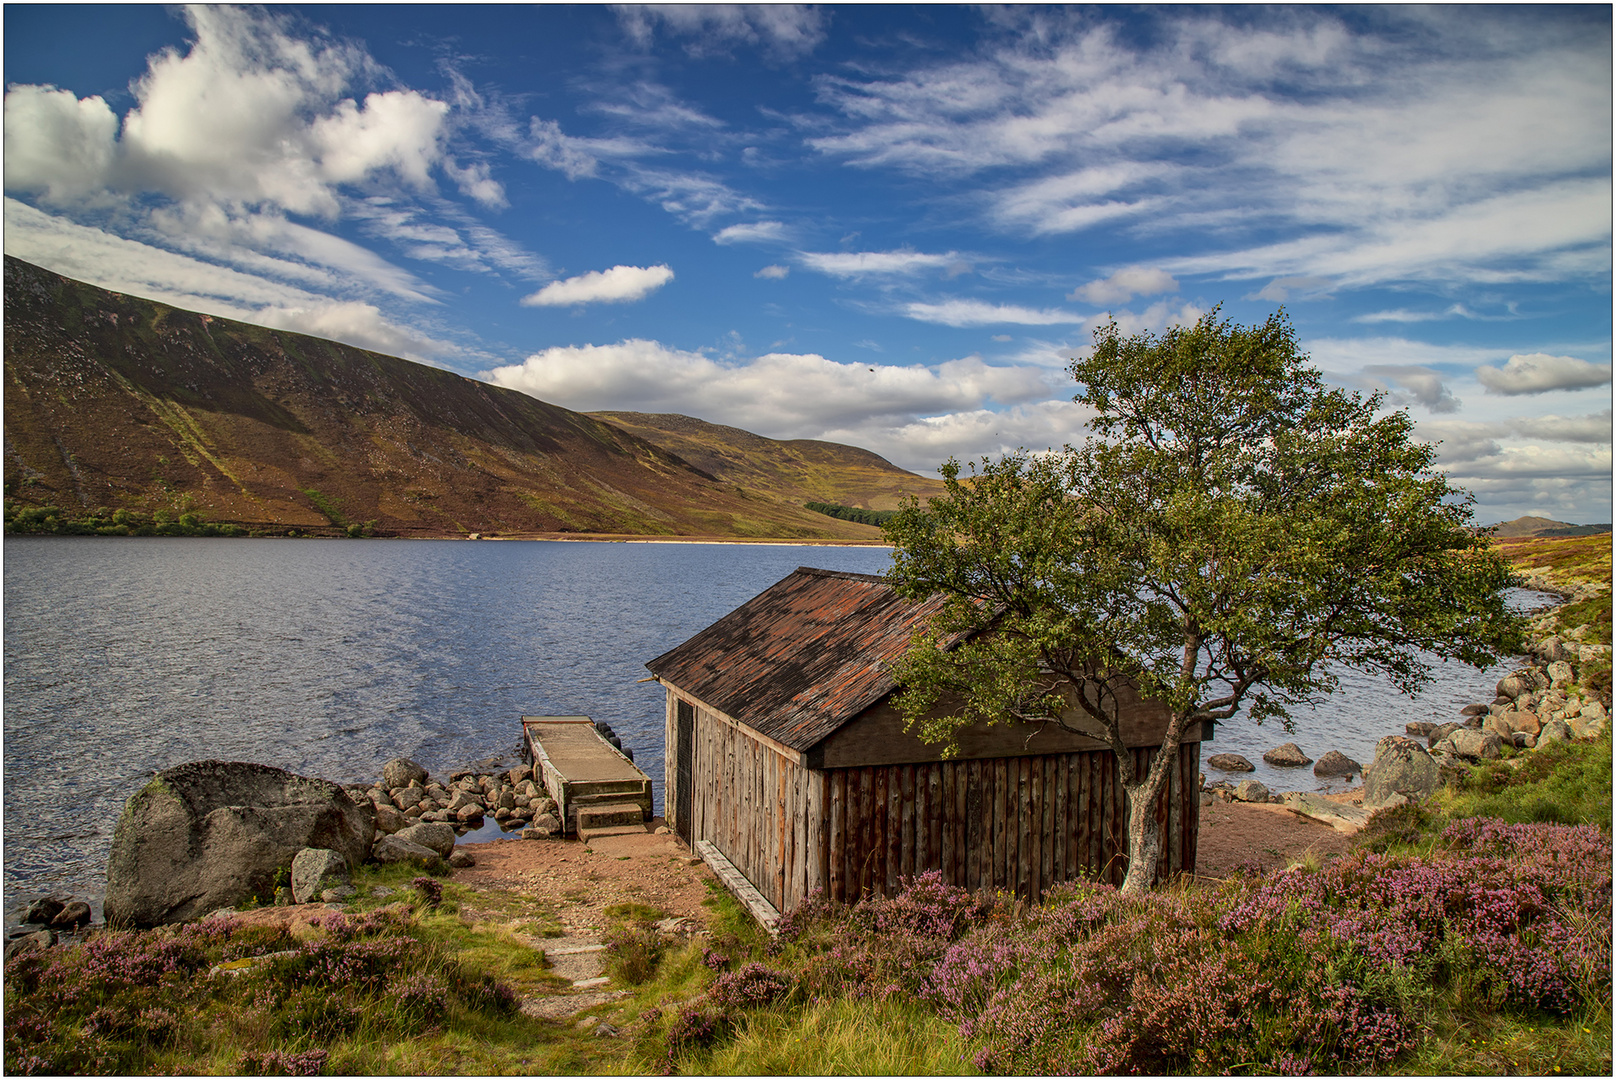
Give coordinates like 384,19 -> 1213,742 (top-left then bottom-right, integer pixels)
3,3 -> 1611,524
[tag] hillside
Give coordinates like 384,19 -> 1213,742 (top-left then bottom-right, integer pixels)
1491,515 -> 1612,538
589,412 -> 945,511
2,257 -> 910,540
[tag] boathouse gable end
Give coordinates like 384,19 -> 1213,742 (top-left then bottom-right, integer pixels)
646,566 -> 1203,917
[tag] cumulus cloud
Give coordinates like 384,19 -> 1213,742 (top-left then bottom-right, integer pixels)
1071,266 -> 1177,305
482,338 -> 1061,440
713,220 -> 788,245
1362,364 -> 1461,414
1475,352 -> 1614,395
520,265 -> 674,307
755,264 -> 790,279
797,249 -> 958,277
1096,300 -> 1207,337
904,299 -> 1086,327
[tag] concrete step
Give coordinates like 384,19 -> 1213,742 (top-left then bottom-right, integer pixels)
576,802 -> 646,831
578,823 -> 649,842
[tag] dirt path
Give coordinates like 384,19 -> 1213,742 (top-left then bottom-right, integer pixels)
1193,791 -> 1363,880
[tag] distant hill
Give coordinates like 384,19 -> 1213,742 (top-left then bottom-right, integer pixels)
1,256 -> 918,540
1491,516 -> 1613,539
589,411 -> 944,512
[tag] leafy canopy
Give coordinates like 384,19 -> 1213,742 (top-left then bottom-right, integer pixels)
883,307 -> 1524,749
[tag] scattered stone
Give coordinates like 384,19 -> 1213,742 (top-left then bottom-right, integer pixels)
370,886 -> 395,898
1512,731 -> 1537,749
1503,709 -> 1542,737
1312,750 -> 1361,778
22,895 -> 69,926
1282,791 -> 1371,832
370,835 -> 443,869
1405,721 -> 1437,737
1537,719 -> 1573,745
1546,660 -> 1575,689
1483,714 -> 1515,741
291,848 -> 351,904
373,803 -> 407,834
394,822 -> 456,859
1495,673 -> 1531,700
653,825 -> 671,835
1234,779 -> 1270,803
49,900 -> 92,930
1459,703 -> 1489,717
104,760 -> 376,928
449,849 -> 476,869
506,765 -> 532,786
1364,735 -> 1439,810
594,1022 -> 622,1038
273,887 -> 294,906
1262,743 -> 1312,767
4,930 -> 55,962
1206,753 -> 1256,772
381,758 -> 429,790
1446,728 -> 1502,761
1426,721 -> 1463,750
533,812 -> 560,833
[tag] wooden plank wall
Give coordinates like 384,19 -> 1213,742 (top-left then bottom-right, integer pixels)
684,696 -> 1203,912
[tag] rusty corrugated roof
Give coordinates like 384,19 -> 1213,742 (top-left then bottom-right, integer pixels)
645,567 -> 950,752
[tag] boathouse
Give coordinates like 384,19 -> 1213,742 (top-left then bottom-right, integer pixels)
645,567 -> 1203,923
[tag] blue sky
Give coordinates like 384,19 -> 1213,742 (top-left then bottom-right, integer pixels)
4,4 -> 1611,523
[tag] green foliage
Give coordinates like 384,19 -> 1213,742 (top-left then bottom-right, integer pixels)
805,501 -> 897,526
300,488 -> 346,529
882,306 -> 1526,891
3,500 -> 248,537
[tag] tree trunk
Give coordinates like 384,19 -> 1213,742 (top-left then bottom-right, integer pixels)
1118,740 -> 1180,894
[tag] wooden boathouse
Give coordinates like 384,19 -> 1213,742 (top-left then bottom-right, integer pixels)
645,567 -> 1203,923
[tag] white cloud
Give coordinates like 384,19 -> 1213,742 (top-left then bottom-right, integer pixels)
3,85 -> 121,203
797,249 -> 957,277
1362,364 -> 1461,414
1476,353 -> 1614,395
252,301 -> 458,363
616,4 -> 828,59
1071,266 -> 1178,305
755,264 -> 790,280
1511,410 -> 1613,444
713,220 -> 788,245
904,299 -> 1085,327
482,338 -> 1062,440
1092,300 -> 1208,338
1246,276 -> 1333,302
520,264 -> 674,307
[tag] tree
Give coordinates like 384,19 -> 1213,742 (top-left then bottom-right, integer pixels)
882,307 -> 1524,894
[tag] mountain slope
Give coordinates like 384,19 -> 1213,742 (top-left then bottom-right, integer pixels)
2,257 -> 894,540
1491,516 -> 1613,539
589,411 -> 945,511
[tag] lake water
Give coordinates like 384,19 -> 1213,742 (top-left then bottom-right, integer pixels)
2,536 -> 1550,923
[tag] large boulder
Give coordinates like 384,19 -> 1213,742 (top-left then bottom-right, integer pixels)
370,834 -> 442,869
1262,743 -> 1312,767
1235,779 -> 1270,803
105,761 -> 375,928
1313,750 -> 1362,778
1206,753 -> 1256,772
1364,736 -> 1439,810
1447,728 -> 1502,761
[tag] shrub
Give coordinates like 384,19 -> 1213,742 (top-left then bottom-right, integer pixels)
708,962 -> 793,1011
602,921 -> 664,986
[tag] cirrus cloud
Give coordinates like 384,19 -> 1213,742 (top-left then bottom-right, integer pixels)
520,264 -> 674,307
904,299 -> 1085,327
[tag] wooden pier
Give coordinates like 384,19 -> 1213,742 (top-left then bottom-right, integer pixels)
521,716 -> 653,839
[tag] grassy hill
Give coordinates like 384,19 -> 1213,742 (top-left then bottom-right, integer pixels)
2,257 -> 920,541
1491,515 -> 1613,539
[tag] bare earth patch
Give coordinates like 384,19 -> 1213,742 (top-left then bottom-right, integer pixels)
1194,787 -> 1365,880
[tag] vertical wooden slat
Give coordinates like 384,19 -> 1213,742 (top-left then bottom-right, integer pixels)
1185,740 -> 1200,875
987,758 -> 1003,890
1018,757 -> 1033,900
806,769 -> 823,898
1100,751 -> 1115,886
829,770 -> 846,903
885,766 -> 901,896
1051,755 -> 1066,889
899,764 -> 916,881
939,762 -> 954,885
857,767 -> 873,899
1040,756 -> 1055,896
927,763 -> 942,875
869,767 -> 886,898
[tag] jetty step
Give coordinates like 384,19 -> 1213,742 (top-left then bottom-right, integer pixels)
577,802 -> 647,831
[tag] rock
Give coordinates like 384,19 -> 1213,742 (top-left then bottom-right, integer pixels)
1532,637 -> 1577,664
394,822 -> 456,858
1483,714 -> 1515,741
533,797 -> 558,819
1578,643 -> 1610,664
291,848 -> 351,904
495,808 -> 513,822
532,812 -> 560,832
1262,743 -> 1312,767
1405,721 -> 1437,737
1502,709 -> 1542,736
654,825 -> 671,835
403,805 -> 424,819
506,765 -> 532,786
521,825 -> 554,840
370,835 -> 443,869
49,900 -> 92,930
1364,736 -> 1439,809
104,761 -> 376,928
274,887 -> 294,906
1282,792 -> 1371,832
1312,750 -> 1361,778
1537,719 -> 1573,745
1235,779 -> 1270,803
448,849 -> 476,868
22,895 -> 69,926
1427,721 -> 1463,749
455,806 -> 484,824
447,791 -> 485,813
1496,673 -> 1531,700
4,930 -> 55,962
320,885 -> 358,902
1513,731 -> 1537,749
1206,753 -> 1256,772
1546,660 -> 1575,689
373,803 -> 407,834
1447,729 -> 1502,761
382,758 -> 429,790
1458,704 -> 1488,717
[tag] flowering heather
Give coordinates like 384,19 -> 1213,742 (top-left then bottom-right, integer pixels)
238,1047 -> 329,1076
707,962 -> 793,1010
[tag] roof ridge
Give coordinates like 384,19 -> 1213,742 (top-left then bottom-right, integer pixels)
794,566 -> 888,583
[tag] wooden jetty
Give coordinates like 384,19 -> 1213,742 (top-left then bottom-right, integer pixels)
521,715 -> 653,840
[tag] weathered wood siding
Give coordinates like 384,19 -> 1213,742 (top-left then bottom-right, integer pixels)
672,689 -> 1202,911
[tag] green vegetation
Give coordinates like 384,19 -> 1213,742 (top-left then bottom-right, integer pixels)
804,501 -> 897,527
883,307 -> 1524,893
3,501 -> 248,537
